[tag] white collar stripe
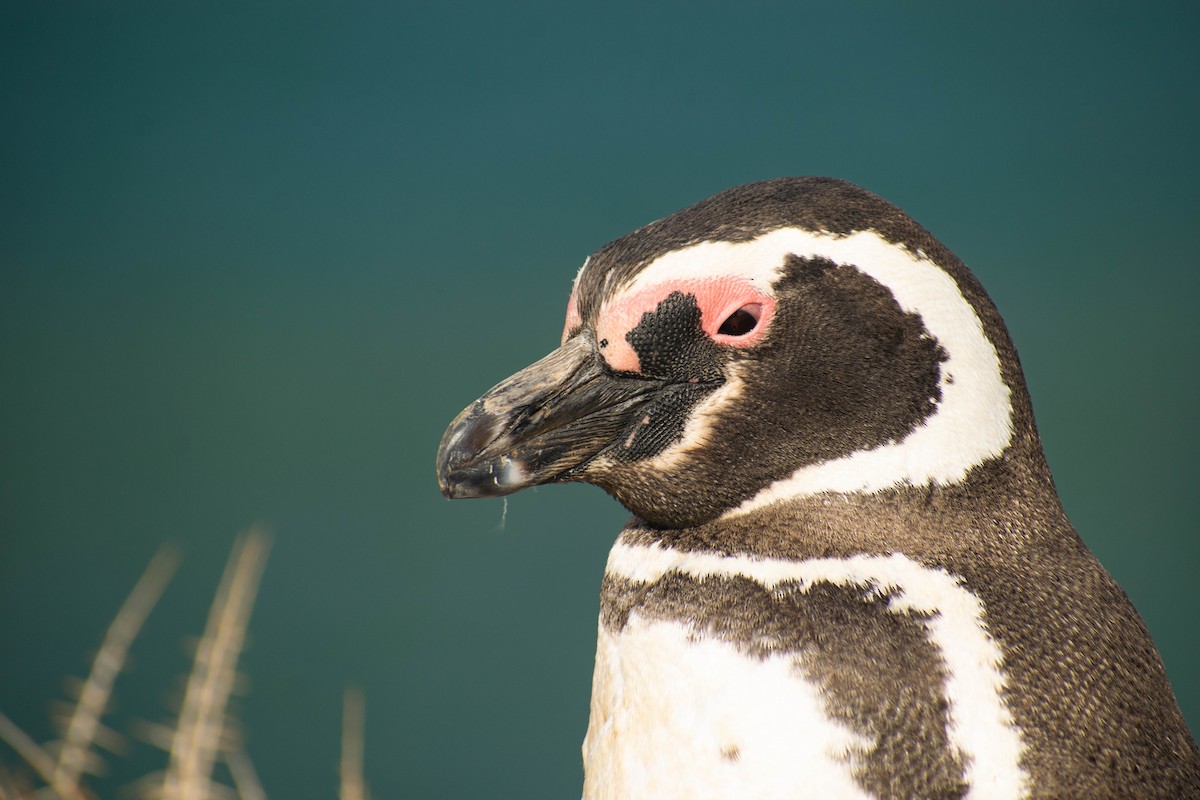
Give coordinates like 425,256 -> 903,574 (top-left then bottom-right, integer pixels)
606,540 -> 1029,800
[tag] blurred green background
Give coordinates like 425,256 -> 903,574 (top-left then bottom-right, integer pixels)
2,2 -> 1196,797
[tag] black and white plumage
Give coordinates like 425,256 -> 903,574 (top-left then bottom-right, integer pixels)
436,178 -> 1199,799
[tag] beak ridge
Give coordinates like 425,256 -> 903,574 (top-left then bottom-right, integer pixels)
436,334 -> 659,499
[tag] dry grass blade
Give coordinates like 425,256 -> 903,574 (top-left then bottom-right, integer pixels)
54,547 -> 180,795
0,762 -> 35,800
162,528 -> 270,800
0,712 -> 75,800
0,763 -> 22,800
222,748 -> 265,800
0,767 -> 13,800
339,688 -> 366,800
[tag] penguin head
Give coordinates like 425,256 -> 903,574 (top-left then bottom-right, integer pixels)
437,178 -> 1040,529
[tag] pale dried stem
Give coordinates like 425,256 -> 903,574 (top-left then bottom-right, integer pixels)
0,763 -> 32,800
0,712 -> 78,800
339,688 -> 365,800
162,529 -> 270,800
54,547 -> 179,795
222,748 -> 266,800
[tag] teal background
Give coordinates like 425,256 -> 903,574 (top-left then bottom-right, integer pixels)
2,2 -> 1196,796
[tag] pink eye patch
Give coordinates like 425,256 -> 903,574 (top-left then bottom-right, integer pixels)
561,291 -> 582,344
587,276 -> 775,373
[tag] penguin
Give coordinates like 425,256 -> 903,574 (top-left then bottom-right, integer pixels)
435,178 -> 1199,799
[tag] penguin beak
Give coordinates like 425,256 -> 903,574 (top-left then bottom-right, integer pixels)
436,334 -> 664,499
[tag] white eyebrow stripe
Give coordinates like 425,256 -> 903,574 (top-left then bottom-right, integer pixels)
615,227 -> 1011,508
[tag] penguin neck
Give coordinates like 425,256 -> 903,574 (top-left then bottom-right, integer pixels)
618,442 -> 1067,566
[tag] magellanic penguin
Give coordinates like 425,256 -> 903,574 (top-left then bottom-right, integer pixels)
436,178 -> 1200,799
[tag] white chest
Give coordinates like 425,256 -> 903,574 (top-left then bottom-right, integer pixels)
581,612 -> 874,800
582,541 -> 1029,800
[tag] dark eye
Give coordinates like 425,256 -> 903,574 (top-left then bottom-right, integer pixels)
718,305 -> 760,336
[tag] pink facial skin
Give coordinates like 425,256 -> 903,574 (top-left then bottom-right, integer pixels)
562,277 -> 775,374
562,291 -> 582,344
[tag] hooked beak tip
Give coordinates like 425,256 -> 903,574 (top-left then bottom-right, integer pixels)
437,406 -> 536,499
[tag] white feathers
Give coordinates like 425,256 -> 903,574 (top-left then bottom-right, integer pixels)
583,615 -> 874,800
619,232 -> 794,296
598,540 -> 1029,800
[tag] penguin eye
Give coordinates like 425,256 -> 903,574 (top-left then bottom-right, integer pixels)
717,305 -> 761,337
